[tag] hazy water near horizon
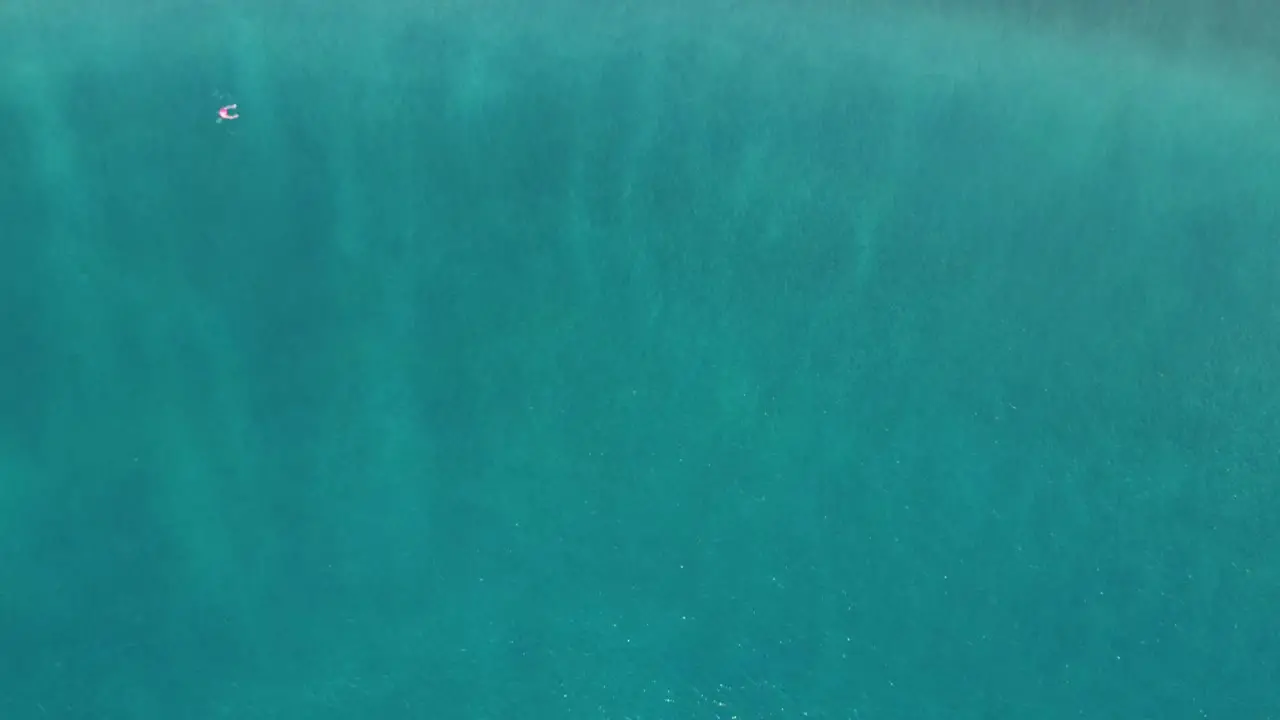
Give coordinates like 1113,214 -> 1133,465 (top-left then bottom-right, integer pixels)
1,2 -> 1277,718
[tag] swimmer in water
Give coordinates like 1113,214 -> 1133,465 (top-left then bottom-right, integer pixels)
217,103 -> 239,122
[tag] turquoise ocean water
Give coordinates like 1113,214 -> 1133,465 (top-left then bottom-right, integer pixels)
0,2 -> 1277,718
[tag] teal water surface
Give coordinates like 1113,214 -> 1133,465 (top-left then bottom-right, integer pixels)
0,2 -> 1277,718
